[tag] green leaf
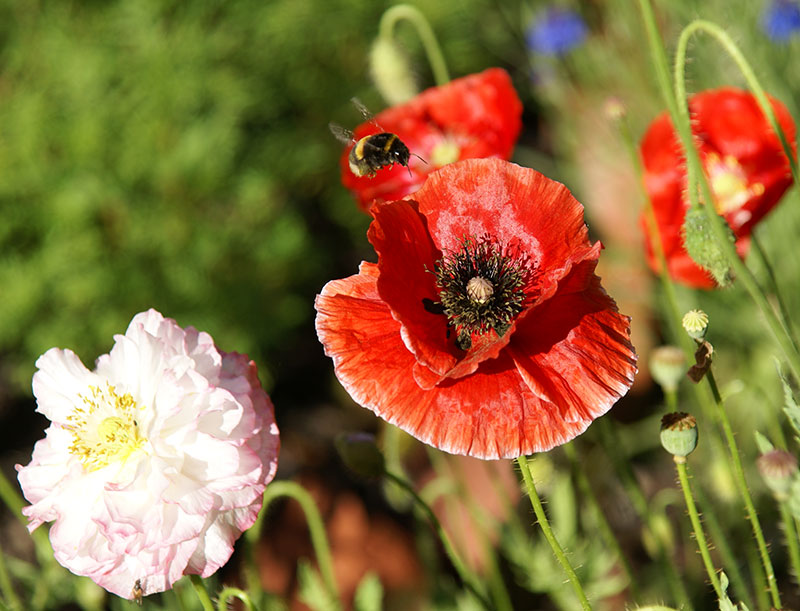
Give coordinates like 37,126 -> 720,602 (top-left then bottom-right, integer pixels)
776,361 -> 800,443
717,571 -> 749,611
754,431 -> 775,455
297,559 -> 339,611
353,572 -> 383,611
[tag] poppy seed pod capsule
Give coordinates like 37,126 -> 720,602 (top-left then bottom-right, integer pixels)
369,37 -> 418,106
757,449 -> 798,501
682,309 -> 709,341
335,432 -> 386,479
649,346 -> 686,393
660,412 -> 698,461
682,207 -> 736,287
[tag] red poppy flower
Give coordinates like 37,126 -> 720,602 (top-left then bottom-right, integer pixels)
316,159 -> 637,459
640,87 -> 796,288
339,68 -> 522,212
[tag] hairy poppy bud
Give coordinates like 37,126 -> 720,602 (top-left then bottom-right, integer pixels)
757,449 -> 798,501
682,207 -> 735,287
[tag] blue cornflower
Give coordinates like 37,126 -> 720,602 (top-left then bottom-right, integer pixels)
761,0 -> 800,41
526,8 -> 588,55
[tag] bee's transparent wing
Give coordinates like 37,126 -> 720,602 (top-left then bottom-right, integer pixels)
350,97 -> 374,122
329,122 -> 355,144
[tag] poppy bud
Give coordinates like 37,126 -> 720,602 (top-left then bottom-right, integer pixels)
335,432 -> 386,479
649,345 -> 686,393
682,309 -> 709,341
660,412 -> 698,462
369,37 -> 418,106
682,206 -> 735,287
757,449 -> 798,501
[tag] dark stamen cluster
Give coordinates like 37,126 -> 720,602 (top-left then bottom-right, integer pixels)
429,236 -> 528,350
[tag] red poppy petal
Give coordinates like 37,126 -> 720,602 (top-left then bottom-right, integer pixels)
368,199 -> 463,376
508,260 -> 637,419
316,269 -> 633,459
640,87 -> 796,288
339,68 -> 523,212
414,159 -> 597,303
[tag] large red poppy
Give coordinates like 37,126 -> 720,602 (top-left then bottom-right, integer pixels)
640,87 -> 796,288
339,68 -> 522,212
316,159 -> 637,459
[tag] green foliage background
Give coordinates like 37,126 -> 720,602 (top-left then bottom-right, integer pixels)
0,0 -> 519,394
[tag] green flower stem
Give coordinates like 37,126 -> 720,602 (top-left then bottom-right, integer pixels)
598,419 -> 692,608
675,20 -> 798,184
516,455 -> 591,611
692,484 -> 754,610
664,388 -> 678,412
252,481 -> 340,607
750,232 -> 799,350
217,586 -> 256,611
189,575 -> 215,611
562,442 -> 638,600
779,502 -> 800,585
378,4 -> 450,86
0,542 -> 21,611
383,471 -> 491,609
669,21 -> 800,384
704,368 -> 781,608
673,457 -> 723,598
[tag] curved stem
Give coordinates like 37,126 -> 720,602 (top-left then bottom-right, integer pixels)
669,20 -> 800,384
189,575 -> 215,611
516,455 -> 592,611
253,481 -> 340,606
673,457 -> 723,599
379,4 -> 450,85
705,369 -> 782,608
383,471 -> 491,609
217,586 -> 256,611
675,20 -> 798,184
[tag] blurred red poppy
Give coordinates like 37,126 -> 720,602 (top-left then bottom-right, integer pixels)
316,159 -> 637,459
339,68 -> 522,212
640,87 -> 796,288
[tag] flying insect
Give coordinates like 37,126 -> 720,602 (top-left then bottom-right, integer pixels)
131,579 -> 144,606
329,98 -> 419,178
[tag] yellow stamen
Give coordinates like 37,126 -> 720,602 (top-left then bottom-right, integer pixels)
704,153 -> 764,215
65,384 -> 145,471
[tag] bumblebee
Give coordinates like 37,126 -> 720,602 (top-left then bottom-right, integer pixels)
329,98 -> 414,178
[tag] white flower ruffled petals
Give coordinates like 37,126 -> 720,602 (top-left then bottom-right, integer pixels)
16,309 -> 280,600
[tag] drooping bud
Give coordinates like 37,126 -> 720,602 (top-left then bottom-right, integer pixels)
660,412 -> 698,462
335,432 -> 386,479
682,206 -> 735,287
369,37 -> 419,106
682,309 -> 709,341
757,449 -> 798,501
649,346 -> 686,393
